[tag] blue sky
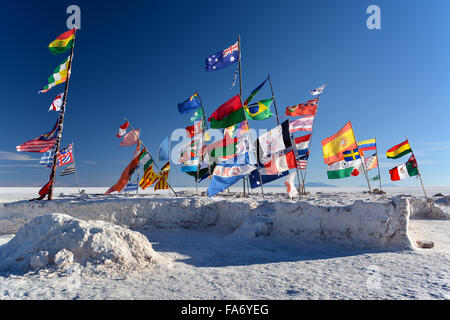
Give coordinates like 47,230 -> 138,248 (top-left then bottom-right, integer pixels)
0,0 -> 449,189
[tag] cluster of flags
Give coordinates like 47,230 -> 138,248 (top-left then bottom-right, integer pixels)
16,28 -> 79,199
386,140 -> 419,181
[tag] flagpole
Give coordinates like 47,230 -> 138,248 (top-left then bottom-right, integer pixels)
238,35 -> 247,197
168,133 -> 172,196
125,118 -> 178,196
374,137 -> 382,191
196,92 -> 211,195
136,142 -> 140,195
48,28 -> 76,200
71,142 -> 81,194
350,123 -> 372,192
406,138 -> 427,198
290,132 -> 305,196
267,74 -> 280,126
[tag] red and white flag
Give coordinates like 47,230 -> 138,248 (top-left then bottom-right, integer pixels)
289,115 -> 314,133
117,121 -> 129,138
186,121 -> 203,138
297,160 -> 307,169
120,129 -> 140,146
263,149 -> 297,175
49,93 -> 64,111
284,172 -> 299,198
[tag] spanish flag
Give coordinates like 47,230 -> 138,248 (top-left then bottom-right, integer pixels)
49,28 -> 75,55
386,140 -> 412,159
321,122 -> 357,164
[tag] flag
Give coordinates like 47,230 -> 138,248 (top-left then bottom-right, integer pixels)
59,164 -> 76,176
49,93 -> 65,111
205,41 -> 239,71
208,95 -> 246,129
39,56 -> 71,93
185,121 -> 203,138
139,163 -> 160,190
370,174 -> 380,181
123,182 -> 137,193
179,136 -> 204,164
357,138 -> 377,152
56,143 -> 73,168
224,120 -> 249,139
208,137 -> 238,158
263,148 -> 297,175
178,93 -> 202,114
120,129 -> 140,146
289,115 -> 314,133
285,98 -> 318,117
245,98 -> 274,120
16,120 -> 59,152
244,77 -> 268,106
39,148 -> 54,167
105,149 -> 145,194
285,172 -> 299,198
321,122 -> 357,164
207,153 -> 255,197
248,168 -> 289,189
158,136 -> 170,161
38,176 -> 54,199
342,148 -> 361,162
294,134 -> 311,157
139,149 -> 153,171
190,108 -> 204,122
310,84 -> 326,96
386,140 -> 412,159
389,155 -> 419,181
297,159 -> 307,169
117,121 -> 129,138
154,162 -> 170,190
365,153 -> 378,171
327,158 -> 363,179
48,28 -> 75,55
257,120 -> 292,163
231,66 -> 238,89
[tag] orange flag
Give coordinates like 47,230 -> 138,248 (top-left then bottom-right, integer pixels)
105,149 -> 145,194
321,122 -> 357,164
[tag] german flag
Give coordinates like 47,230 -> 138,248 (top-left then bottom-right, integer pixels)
49,28 -> 75,55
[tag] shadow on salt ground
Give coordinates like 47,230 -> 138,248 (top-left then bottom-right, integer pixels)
137,227 -> 392,268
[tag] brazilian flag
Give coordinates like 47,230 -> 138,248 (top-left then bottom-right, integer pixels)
245,98 -> 274,120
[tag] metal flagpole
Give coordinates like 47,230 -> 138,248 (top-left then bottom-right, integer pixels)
125,119 -> 178,196
238,35 -> 246,197
71,142 -> 81,194
196,92 -> 212,195
267,74 -> 280,126
168,133 -> 172,196
350,123 -> 372,192
136,142 -> 140,195
48,28 -> 77,200
406,138 -> 427,198
374,137 -> 382,191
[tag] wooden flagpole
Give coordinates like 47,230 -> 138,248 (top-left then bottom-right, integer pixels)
406,137 -> 427,198
48,28 -> 77,200
374,137 -> 382,191
125,119 -> 178,196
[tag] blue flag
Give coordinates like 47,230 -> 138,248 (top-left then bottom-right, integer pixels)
205,41 -> 239,72
249,168 -> 289,189
178,93 -> 202,114
158,136 -> 170,161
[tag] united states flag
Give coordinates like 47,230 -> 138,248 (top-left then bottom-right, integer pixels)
297,160 -> 307,169
56,143 -> 73,168
16,120 -> 59,153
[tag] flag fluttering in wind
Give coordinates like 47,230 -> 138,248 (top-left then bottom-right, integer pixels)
248,167 -> 289,189
120,129 -> 140,146
208,95 -> 246,129
56,143 -> 73,168
49,93 -> 65,111
289,115 -> 314,133
190,108 -> 204,122
139,163 -> 160,190
186,121 -> 203,138
365,153 -> 378,171
294,134 -> 311,157
205,41 -> 239,71
158,136 -> 170,161
39,148 -> 54,167
342,148 -> 361,162
39,56 -> 71,93
310,84 -> 326,96
60,164 -> 76,176
154,162 -> 170,190
370,174 -> 380,181
48,28 -> 75,55
285,172 -> 299,198
321,122 -> 357,164
263,149 -> 297,175
257,120 -> 292,164
244,77 -> 268,106
224,120 -> 249,139
105,149 -> 145,194
123,182 -> 138,193
38,176 -> 54,200
327,158 -> 363,179
357,138 -> 377,152
245,98 -> 274,120
117,121 -> 129,138
285,98 -> 318,117
16,120 -> 59,153
178,93 -> 202,114
386,140 -> 412,159
389,155 -> 419,181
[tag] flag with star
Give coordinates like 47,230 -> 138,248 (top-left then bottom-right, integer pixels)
205,41 -> 239,71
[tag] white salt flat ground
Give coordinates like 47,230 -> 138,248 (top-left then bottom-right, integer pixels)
0,187 -> 449,299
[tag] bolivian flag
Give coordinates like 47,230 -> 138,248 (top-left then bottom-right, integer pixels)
49,28 -> 75,55
321,122 -> 357,164
386,140 -> 412,159
39,56 -> 71,93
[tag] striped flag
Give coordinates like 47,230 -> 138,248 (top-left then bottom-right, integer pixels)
39,56 -> 71,93
154,162 -> 170,190
48,28 -> 75,55
297,160 -> 307,169
139,163 -> 160,190
39,148 -> 54,167
49,93 -> 65,111
289,115 -> 314,133
56,144 -> 73,168
357,138 -> 377,152
123,182 -> 138,193
16,120 -> 59,152
59,164 -> 76,176
294,134 -> 311,157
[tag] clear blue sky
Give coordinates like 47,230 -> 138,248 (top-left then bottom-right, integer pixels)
1,0 -> 449,188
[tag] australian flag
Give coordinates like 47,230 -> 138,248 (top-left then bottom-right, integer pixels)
205,41 -> 239,71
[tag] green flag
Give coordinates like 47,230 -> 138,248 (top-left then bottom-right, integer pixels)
190,108 -> 204,122
370,174 -> 380,181
245,98 -> 274,120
